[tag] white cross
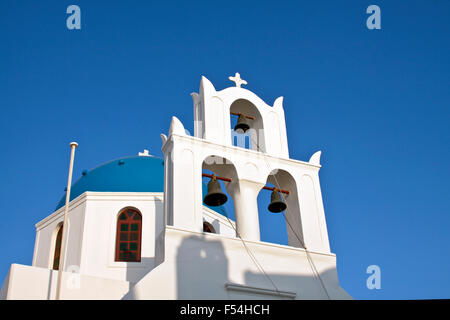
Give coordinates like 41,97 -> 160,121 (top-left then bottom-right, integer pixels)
228,72 -> 247,88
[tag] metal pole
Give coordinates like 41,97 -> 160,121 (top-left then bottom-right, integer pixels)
230,111 -> 255,120
202,173 -> 232,182
55,142 -> 78,300
202,173 -> 289,194
262,186 -> 290,195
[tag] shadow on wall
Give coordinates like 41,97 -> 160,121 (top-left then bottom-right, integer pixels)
124,198 -> 164,284
174,234 -> 349,299
176,234 -> 229,299
242,268 -> 344,300
121,217 -> 350,299
120,233 -> 230,300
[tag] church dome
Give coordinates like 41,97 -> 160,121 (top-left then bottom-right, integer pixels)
55,156 -> 165,210
55,155 -> 228,217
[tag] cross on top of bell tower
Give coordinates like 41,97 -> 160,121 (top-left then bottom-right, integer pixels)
190,75 -> 289,158
228,72 -> 247,88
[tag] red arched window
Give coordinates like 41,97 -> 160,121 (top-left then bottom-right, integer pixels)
115,208 -> 142,262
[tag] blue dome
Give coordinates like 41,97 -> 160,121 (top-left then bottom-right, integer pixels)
55,155 -> 228,217
55,156 -> 165,210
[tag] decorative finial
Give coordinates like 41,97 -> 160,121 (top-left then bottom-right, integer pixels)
138,149 -> 150,157
228,73 -> 247,88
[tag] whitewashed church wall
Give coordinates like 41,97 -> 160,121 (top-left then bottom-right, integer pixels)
80,192 -> 164,283
126,227 -> 353,300
33,198 -> 86,270
1,264 -> 129,300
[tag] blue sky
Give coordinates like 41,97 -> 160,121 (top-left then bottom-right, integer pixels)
0,1 -> 449,299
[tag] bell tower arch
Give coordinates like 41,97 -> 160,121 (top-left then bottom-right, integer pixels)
230,99 -> 265,152
163,74 -> 331,253
192,75 -> 289,158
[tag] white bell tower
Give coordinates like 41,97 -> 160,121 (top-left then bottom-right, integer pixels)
161,74 -> 331,253
192,73 -> 289,158
0,73 -> 351,301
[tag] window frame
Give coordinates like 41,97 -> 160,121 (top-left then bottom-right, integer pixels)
114,208 -> 142,262
203,221 -> 216,234
52,224 -> 64,270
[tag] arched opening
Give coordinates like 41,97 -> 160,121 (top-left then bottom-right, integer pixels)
202,155 -> 238,231
257,169 -> 304,248
230,99 -> 265,152
203,221 -> 216,234
257,183 -> 288,246
115,208 -> 142,262
52,223 -> 63,270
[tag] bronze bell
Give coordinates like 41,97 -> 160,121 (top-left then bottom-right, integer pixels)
268,189 -> 287,213
234,114 -> 250,133
203,176 -> 228,207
